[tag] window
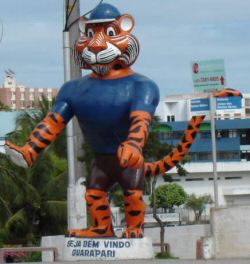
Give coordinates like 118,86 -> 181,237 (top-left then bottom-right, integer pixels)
200,131 -> 211,139
29,101 -> 34,108
30,93 -> 34,100
245,98 -> 250,106
228,129 -> 237,138
241,152 -> 250,161
166,115 -> 175,122
240,129 -> 250,145
225,176 -> 242,180
217,129 -> 237,138
159,131 -> 183,140
185,178 -> 204,181
246,108 -> 250,115
159,132 -> 172,141
217,151 -> 239,161
209,177 -> 220,180
197,152 -> 212,161
48,92 -> 52,100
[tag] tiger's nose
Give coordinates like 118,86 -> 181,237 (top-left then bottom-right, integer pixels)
88,34 -> 108,54
88,43 -> 107,53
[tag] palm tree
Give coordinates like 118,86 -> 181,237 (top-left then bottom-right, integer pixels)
0,100 -> 11,111
0,96 -> 68,244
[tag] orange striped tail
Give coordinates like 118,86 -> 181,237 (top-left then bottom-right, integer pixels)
144,115 -> 205,177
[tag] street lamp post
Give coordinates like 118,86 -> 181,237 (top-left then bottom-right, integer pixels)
210,94 -> 219,208
63,0 -> 86,230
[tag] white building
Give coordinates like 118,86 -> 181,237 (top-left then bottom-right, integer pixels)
154,92 -> 250,207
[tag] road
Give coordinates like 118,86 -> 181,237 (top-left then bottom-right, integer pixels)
20,259 -> 250,264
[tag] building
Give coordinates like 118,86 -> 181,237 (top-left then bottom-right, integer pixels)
156,91 -> 250,122
0,70 -> 58,110
155,92 -> 250,207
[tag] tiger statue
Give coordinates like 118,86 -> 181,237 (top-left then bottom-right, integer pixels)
5,3 -> 242,239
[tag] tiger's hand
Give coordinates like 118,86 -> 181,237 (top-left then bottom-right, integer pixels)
5,141 -> 33,168
117,141 -> 144,170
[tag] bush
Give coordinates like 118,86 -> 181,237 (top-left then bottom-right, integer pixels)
155,252 -> 178,259
150,183 -> 187,211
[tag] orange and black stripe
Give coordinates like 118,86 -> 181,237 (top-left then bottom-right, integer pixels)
144,88 -> 242,177
213,88 -> 242,98
27,112 -> 66,163
85,189 -> 113,234
127,111 -> 151,148
122,189 -> 145,238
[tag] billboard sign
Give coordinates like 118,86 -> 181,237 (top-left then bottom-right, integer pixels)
191,59 -> 226,93
191,98 -> 210,115
191,96 -> 242,115
216,96 -> 242,111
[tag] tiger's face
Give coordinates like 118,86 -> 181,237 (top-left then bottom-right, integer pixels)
74,15 -> 140,76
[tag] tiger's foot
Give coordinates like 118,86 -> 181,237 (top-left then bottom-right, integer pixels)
122,228 -> 144,238
67,227 -> 115,238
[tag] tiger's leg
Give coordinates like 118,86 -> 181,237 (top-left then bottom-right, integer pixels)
68,155 -> 116,238
68,189 -> 115,238
122,189 -> 145,238
119,166 -> 145,238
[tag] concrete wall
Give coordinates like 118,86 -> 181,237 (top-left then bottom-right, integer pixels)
144,224 -> 210,259
210,206 -> 250,259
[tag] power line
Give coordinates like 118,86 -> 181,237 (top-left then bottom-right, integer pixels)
64,0 -> 104,31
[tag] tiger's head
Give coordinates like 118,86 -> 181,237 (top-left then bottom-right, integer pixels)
74,3 -> 140,77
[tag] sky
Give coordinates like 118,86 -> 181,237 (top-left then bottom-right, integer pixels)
0,0 -> 250,99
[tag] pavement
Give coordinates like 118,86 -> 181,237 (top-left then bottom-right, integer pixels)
17,259 -> 250,264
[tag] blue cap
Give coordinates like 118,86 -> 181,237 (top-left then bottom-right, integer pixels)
86,3 -> 121,24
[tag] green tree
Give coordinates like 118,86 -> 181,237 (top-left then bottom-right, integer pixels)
150,183 -> 187,212
144,116 -> 171,161
186,193 -> 213,222
144,116 -> 191,176
7,95 -> 67,158
0,152 -> 68,243
109,184 -> 124,210
0,96 -> 68,244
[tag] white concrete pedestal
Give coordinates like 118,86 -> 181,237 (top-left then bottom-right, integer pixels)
41,235 -> 154,261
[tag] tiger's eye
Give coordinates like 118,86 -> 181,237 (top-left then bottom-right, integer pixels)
87,28 -> 95,38
107,26 -> 116,37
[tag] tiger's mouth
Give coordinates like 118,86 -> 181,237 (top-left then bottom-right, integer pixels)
82,42 -> 121,65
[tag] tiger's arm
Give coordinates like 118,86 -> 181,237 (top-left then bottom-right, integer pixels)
5,112 -> 67,168
117,110 -> 151,169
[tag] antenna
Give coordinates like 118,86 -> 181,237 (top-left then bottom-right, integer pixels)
8,69 -> 16,75
5,70 -> 11,76
5,69 -> 16,77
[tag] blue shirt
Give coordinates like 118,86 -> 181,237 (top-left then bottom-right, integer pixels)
52,73 -> 160,154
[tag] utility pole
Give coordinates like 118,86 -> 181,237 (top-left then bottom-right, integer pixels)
210,94 -> 219,208
63,0 -> 87,230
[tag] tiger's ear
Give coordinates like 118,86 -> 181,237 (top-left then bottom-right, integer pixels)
79,16 -> 88,33
118,14 -> 135,32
